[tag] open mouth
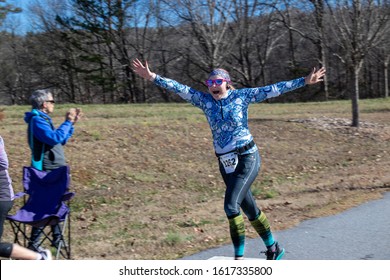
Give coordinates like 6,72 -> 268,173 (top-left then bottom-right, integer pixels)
212,90 -> 220,95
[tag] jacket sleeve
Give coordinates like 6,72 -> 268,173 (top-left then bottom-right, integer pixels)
32,117 -> 74,146
0,137 -> 9,170
153,75 -> 207,109
62,125 -> 74,145
239,77 -> 306,103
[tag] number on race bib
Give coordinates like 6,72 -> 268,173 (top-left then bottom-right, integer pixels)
219,152 -> 238,174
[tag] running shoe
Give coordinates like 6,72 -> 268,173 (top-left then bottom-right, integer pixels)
263,242 -> 285,260
40,249 -> 52,260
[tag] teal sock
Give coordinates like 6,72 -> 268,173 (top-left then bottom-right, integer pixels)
250,211 -> 275,247
228,214 -> 246,257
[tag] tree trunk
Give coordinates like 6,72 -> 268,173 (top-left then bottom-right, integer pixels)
385,55 -> 389,98
319,43 -> 328,100
351,65 -> 361,127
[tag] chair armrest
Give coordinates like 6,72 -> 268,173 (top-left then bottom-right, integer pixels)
14,192 -> 27,199
62,192 -> 75,201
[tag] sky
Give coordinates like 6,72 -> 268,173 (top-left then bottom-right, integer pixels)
2,0 -> 42,34
2,0 -> 163,35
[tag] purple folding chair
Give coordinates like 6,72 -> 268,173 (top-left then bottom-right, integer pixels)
7,166 -> 74,259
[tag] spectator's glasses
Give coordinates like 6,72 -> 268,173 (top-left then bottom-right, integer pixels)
46,100 -> 55,104
205,79 -> 228,87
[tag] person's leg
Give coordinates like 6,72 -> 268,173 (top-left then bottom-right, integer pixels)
0,200 -> 13,241
12,243 -> 51,260
0,242 -> 51,260
51,224 -> 62,247
28,226 -> 44,251
238,153 -> 284,259
11,243 -> 40,259
248,211 -> 275,246
238,168 -> 275,246
227,214 -> 246,259
241,189 -> 274,247
220,152 -> 260,259
0,201 -> 50,260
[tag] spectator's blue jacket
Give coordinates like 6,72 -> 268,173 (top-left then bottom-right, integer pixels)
24,109 -> 74,171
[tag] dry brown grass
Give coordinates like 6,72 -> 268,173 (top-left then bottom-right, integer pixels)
0,99 -> 389,259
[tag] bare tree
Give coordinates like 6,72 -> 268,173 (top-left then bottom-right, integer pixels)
25,0 -> 88,103
0,0 -> 21,23
127,0 -> 170,102
0,0 -> 23,104
385,54 -> 390,98
56,0 -> 144,103
161,0 -> 241,78
269,0 -> 329,100
227,0 -> 287,87
1,0 -> 389,105
326,0 -> 390,127
377,30 -> 390,98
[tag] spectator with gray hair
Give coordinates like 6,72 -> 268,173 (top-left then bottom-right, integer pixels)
24,89 -> 82,252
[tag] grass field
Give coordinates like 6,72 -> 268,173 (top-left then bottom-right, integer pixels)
1,98 -> 389,259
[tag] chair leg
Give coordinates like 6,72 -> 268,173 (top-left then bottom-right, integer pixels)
8,221 -> 47,252
8,221 -> 28,246
54,214 -> 71,260
55,222 -> 64,260
68,211 -> 71,259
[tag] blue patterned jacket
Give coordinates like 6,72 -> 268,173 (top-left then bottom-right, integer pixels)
154,75 -> 305,155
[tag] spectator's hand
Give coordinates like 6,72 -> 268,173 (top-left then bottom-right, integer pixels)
74,108 -> 83,123
66,108 -> 77,123
305,67 -> 326,85
132,58 -> 156,81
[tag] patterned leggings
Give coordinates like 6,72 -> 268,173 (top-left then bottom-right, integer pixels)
219,151 -> 274,257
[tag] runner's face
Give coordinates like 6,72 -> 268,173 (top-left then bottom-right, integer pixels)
207,75 -> 229,100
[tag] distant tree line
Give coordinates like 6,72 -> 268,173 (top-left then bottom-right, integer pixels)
0,0 -> 389,124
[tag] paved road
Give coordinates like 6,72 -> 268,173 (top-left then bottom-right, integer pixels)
181,192 -> 390,260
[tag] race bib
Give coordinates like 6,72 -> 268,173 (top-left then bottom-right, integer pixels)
219,152 -> 238,174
